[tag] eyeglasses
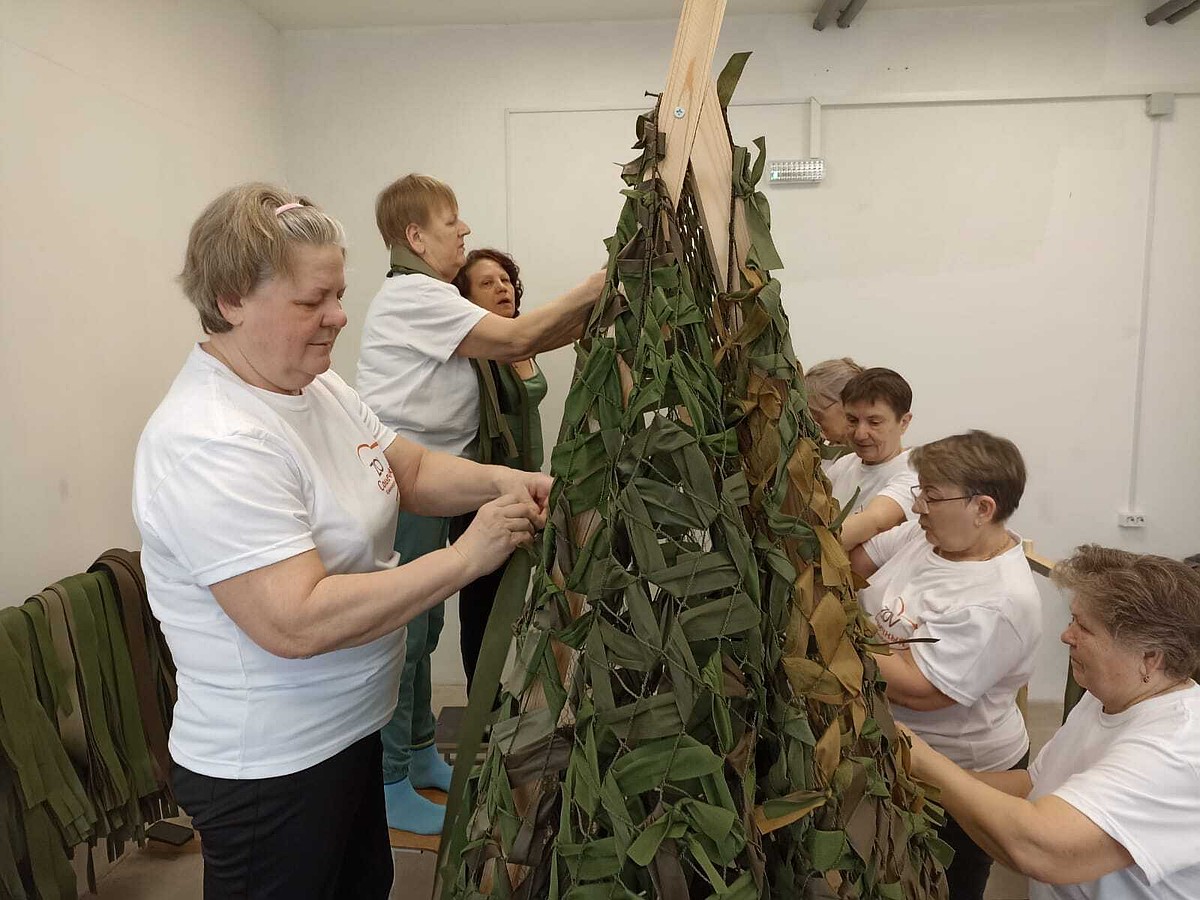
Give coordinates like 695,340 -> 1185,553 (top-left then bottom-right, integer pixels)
909,485 -> 977,511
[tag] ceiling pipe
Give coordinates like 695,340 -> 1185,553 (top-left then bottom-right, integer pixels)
1145,0 -> 1194,25
813,0 -> 845,31
1166,0 -> 1200,22
838,0 -> 870,28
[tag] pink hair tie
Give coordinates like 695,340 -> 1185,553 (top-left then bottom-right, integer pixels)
274,202 -> 304,216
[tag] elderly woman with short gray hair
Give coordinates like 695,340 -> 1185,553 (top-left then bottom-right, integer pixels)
134,183 -> 548,898
903,545 -> 1200,898
804,356 -> 863,454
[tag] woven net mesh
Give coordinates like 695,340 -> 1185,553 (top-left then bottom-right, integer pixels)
443,93 -> 949,900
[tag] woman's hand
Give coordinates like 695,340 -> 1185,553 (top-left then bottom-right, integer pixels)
460,269 -> 609,360
452,494 -> 541,577
494,469 -> 553,524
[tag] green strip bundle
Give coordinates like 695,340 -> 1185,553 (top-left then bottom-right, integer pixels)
1,562 -> 176,900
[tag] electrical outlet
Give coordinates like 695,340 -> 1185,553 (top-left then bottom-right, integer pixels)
1117,512 -> 1146,528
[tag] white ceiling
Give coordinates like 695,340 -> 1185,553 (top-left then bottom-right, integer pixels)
243,0 -> 1105,31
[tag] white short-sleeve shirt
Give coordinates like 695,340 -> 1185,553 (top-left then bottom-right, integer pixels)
860,520 -> 1042,770
826,449 -> 919,522
356,272 -> 489,456
133,345 -> 404,779
1028,685 -> 1200,900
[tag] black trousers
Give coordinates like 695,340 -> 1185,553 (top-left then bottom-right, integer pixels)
172,732 -> 393,900
940,748 -> 1030,900
449,512 -> 504,695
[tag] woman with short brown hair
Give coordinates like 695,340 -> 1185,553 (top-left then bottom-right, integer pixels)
850,429 -> 1041,899
903,544 -> 1200,898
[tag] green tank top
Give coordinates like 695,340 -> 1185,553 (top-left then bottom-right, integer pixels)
497,363 -> 547,472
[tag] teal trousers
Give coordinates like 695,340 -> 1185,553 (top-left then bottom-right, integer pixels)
381,512 -> 450,783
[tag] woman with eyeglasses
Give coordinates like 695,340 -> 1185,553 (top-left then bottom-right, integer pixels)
849,430 -> 1042,900
448,248 -> 548,696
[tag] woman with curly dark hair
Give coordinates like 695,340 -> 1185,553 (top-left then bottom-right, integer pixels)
450,248 -> 549,693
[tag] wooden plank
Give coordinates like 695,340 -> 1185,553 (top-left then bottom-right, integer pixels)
482,5 -> 732,889
686,80 -> 753,290
388,830 -> 440,852
1016,542 -> 1045,726
732,194 -> 751,278
690,80 -> 733,288
388,789 -> 447,852
1026,551 -> 1056,577
1022,539 -> 1056,577
656,0 -> 727,209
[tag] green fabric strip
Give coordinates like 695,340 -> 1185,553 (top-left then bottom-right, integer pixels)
388,243 -> 443,280
29,591 -> 86,766
0,610 -> 93,898
95,550 -> 177,751
0,555 -> 176,899
91,575 -> 158,803
0,615 -> 48,799
471,359 -> 520,466
499,363 -> 547,472
0,759 -> 27,899
438,548 -> 535,898
56,577 -> 130,813
89,551 -> 174,794
716,52 -> 752,110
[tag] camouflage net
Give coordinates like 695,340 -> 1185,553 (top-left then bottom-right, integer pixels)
440,56 -> 949,900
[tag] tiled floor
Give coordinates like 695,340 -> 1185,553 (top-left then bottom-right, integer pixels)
83,689 -> 1061,900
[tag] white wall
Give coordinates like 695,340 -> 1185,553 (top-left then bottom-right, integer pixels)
0,1 -> 285,602
285,1 -> 1200,376
283,2 -> 1200,701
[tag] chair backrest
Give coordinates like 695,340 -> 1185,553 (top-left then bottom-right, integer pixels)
1023,541 -> 1085,723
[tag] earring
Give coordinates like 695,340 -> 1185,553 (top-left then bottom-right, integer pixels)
1142,674 -> 1151,684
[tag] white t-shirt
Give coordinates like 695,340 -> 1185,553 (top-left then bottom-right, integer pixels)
860,520 -> 1042,770
133,345 -> 404,779
356,272 -> 489,456
827,449 -> 919,521
1027,685 -> 1200,900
